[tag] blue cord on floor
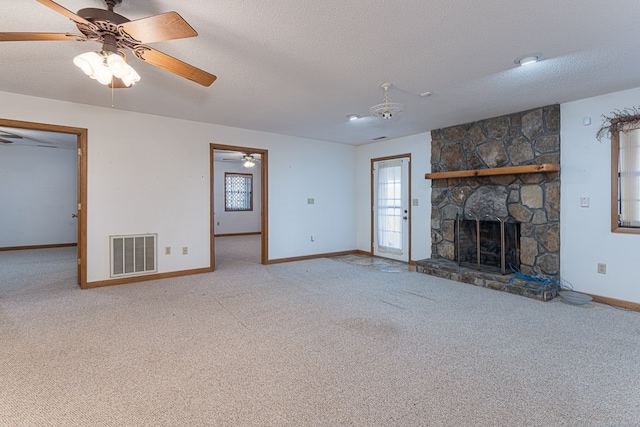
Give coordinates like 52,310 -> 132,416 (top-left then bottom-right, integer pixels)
508,263 -> 560,294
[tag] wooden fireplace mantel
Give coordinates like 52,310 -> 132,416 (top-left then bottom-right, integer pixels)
425,163 -> 560,180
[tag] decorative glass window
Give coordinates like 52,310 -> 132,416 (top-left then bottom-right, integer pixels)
611,119 -> 640,233
376,160 -> 403,254
225,173 -> 253,211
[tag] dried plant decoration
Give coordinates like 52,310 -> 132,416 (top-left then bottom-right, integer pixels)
596,106 -> 640,142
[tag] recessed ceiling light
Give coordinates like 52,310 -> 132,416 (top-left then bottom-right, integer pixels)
514,53 -> 542,66
347,114 -> 360,121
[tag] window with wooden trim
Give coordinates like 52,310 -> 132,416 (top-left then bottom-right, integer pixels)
611,118 -> 640,233
225,173 -> 253,211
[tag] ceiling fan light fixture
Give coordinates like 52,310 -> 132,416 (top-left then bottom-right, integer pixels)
94,63 -> 114,85
121,67 -> 141,87
369,83 -> 404,119
242,154 -> 257,168
106,52 -> 130,78
73,52 -> 102,76
73,50 -> 140,87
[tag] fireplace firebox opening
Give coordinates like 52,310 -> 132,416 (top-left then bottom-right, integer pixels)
455,214 -> 520,275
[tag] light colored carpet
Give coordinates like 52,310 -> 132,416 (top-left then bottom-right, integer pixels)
1,237 -> 640,426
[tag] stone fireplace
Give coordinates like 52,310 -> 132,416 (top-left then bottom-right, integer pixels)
416,105 -> 560,301
456,216 -> 520,274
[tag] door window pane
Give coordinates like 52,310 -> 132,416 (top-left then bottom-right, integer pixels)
376,161 -> 403,253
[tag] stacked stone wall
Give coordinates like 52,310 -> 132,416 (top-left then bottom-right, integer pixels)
430,105 -> 560,276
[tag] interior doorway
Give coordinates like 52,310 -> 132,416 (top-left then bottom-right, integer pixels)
0,118 -> 88,287
371,155 -> 411,263
210,143 -> 268,268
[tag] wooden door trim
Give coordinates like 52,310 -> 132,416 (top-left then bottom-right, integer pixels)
0,118 -> 88,288
210,143 -> 268,266
370,153 -> 412,263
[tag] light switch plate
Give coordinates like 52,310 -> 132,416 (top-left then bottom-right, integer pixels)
580,197 -> 590,208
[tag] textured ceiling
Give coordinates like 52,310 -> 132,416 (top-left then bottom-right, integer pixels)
1,0 -> 640,145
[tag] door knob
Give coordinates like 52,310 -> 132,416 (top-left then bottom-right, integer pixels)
72,214 -> 78,218
403,216 -> 408,220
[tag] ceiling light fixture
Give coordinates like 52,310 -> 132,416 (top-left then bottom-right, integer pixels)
347,114 -> 360,121
74,51 -> 141,87
243,155 -> 256,168
73,34 -> 140,87
369,83 -> 404,119
514,54 -> 542,66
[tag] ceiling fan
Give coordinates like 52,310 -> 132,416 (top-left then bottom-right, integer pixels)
241,154 -> 260,168
0,131 -> 23,144
0,128 -> 64,148
0,0 -> 216,87
221,152 -> 261,168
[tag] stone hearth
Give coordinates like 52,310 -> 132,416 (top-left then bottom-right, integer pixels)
419,105 -> 560,301
415,258 -> 557,301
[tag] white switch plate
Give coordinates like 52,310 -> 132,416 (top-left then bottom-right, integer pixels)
597,263 -> 606,274
307,198 -> 315,205
580,197 -> 590,207
164,246 -> 171,255
412,198 -> 419,206
182,247 -> 188,255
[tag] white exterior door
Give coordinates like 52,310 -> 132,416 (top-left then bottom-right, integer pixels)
372,157 -> 410,262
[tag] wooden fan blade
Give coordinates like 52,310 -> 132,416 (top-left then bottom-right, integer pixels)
0,32 -> 80,42
136,47 -> 216,86
36,0 -> 93,26
120,12 -> 197,44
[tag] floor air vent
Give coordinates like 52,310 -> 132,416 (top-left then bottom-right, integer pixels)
110,234 -> 157,278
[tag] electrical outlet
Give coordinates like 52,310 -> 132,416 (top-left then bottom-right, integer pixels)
182,247 -> 188,255
597,263 -> 606,274
580,197 -> 590,208
164,246 -> 171,255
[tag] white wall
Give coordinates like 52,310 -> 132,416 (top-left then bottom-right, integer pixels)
214,160 -> 261,235
0,91 -> 356,283
0,145 -> 77,247
561,86 -> 640,304
266,134 -> 357,257
355,132 -> 432,262
14,84 -> 640,304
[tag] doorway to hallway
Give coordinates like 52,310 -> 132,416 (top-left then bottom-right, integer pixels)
210,144 -> 268,268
